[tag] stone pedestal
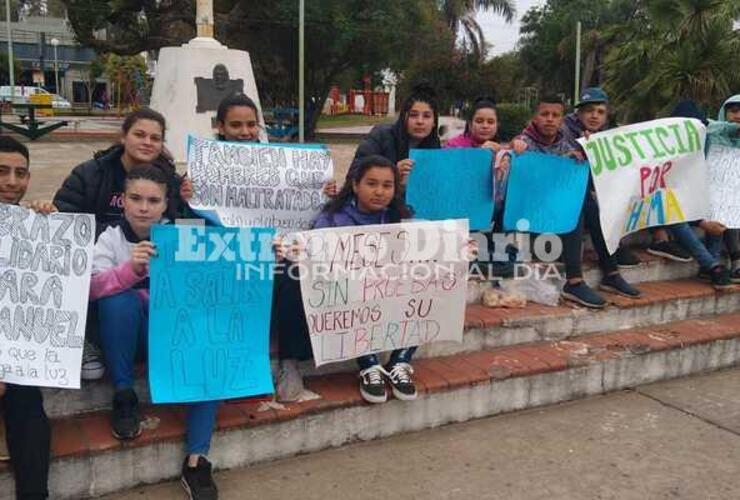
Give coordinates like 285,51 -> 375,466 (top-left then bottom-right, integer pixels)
149,37 -> 266,163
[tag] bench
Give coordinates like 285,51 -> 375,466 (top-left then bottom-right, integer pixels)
0,102 -> 68,140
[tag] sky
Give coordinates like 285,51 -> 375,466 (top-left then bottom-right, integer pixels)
477,0 -> 547,56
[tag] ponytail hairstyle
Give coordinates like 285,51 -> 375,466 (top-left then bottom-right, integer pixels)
215,93 -> 261,140
464,96 -> 497,138
321,154 -> 412,222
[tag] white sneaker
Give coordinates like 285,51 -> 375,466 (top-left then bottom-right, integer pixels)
81,341 -> 105,380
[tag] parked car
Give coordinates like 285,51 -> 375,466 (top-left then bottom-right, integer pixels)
0,86 -> 72,109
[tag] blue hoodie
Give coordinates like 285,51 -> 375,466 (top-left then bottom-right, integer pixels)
313,199 -> 391,229
707,94 -> 740,149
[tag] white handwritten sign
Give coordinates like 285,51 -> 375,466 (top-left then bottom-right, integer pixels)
578,118 -> 710,253
296,219 -> 469,367
0,204 -> 94,388
707,144 -> 740,228
187,136 -> 333,231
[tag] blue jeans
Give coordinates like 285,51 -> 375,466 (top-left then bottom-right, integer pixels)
98,290 -> 219,455
705,229 -> 740,264
667,223 -> 718,270
357,347 -> 417,371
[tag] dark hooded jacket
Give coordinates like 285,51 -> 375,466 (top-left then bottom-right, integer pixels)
516,122 -> 573,157
348,89 -> 441,177
53,145 -> 185,237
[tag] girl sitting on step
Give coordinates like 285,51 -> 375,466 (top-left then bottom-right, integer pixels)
278,155 -> 418,404
90,165 -> 220,500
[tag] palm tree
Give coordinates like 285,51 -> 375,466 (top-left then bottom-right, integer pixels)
441,0 -> 516,59
604,0 -> 740,121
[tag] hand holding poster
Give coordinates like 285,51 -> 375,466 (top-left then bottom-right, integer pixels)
578,118 -> 710,253
503,152 -> 590,234
706,144 -> 740,228
296,219 -> 469,367
0,204 -> 94,389
407,148 -> 494,230
148,224 -> 275,403
187,136 -> 333,231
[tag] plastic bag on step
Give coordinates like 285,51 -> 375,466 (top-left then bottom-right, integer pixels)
500,266 -> 565,306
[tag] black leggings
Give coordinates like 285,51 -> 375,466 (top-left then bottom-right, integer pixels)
272,263 -> 314,362
2,384 -> 50,500
561,190 -> 618,280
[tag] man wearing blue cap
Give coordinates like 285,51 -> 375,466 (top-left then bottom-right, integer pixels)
558,87 -> 642,304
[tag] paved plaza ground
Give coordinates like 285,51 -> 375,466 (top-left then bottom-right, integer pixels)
103,367 -> 740,500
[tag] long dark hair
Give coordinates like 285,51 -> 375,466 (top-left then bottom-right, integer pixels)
393,82 -> 441,160
321,155 -> 411,222
464,96 -> 498,139
216,93 -> 260,140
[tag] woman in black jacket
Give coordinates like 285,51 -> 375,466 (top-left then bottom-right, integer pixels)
53,108 -> 184,237
349,83 -> 441,186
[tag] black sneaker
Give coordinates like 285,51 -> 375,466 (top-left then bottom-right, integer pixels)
562,281 -> 607,309
732,267 -> 740,284
616,247 -> 641,269
600,273 -> 641,298
181,456 -> 218,500
359,365 -> 387,404
111,388 -> 141,440
699,265 -> 731,289
385,362 -> 417,401
647,241 -> 693,262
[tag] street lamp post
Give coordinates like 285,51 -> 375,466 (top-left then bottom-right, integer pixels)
298,0 -> 305,143
51,37 -> 60,96
4,0 -> 14,101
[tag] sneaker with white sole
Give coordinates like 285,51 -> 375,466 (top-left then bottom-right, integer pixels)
81,341 -> 105,381
181,456 -> 218,500
359,365 -> 387,404
385,362 -> 417,401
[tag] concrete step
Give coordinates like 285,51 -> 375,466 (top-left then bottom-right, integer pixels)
5,313 -> 740,499
40,278 -> 740,419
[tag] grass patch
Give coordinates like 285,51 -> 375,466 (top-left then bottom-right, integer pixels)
317,114 -> 394,129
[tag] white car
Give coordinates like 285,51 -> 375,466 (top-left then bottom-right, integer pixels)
0,86 -> 72,109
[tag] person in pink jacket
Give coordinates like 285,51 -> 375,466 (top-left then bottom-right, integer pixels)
91,165 -> 220,499
446,97 -> 515,277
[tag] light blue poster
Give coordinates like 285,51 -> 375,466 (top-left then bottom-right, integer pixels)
503,152 -> 589,234
148,224 -> 276,403
407,148 -> 494,230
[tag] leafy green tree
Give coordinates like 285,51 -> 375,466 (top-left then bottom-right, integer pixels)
62,0 -> 435,135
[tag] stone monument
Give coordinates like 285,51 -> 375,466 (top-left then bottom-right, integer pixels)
150,0 -> 266,163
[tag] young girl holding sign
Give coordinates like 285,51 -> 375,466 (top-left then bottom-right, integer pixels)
446,97 -> 516,277
312,154 -> 418,404
180,93 -> 333,401
90,166 -> 220,500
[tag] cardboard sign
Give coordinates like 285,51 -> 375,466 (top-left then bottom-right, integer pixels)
296,219 -> 469,367
408,148 -> 494,230
148,224 -> 275,403
578,118 -> 710,253
187,136 -> 333,231
0,204 -> 94,388
503,152 -> 590,234
706,144 -> 740,228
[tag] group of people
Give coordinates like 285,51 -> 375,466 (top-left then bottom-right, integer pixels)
0,84 -> 738,499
